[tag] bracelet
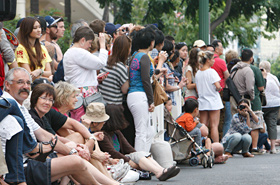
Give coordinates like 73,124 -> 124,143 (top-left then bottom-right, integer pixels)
69,148 -> 78,155
177,85 -> 180,90
88,134 -> 96,141
40,69 -> 44,76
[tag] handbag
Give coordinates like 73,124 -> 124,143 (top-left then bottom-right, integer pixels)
83,92 -> 107,107
152,75 -> 168,106
259,91 -> 267,106
222,88 -> 230,101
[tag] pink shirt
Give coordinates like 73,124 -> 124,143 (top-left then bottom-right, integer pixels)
211,53 -> 227,88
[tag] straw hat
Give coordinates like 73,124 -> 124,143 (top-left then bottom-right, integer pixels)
81,102 -> 110,122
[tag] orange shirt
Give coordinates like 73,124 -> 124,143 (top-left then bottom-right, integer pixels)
176,113 -> 196,132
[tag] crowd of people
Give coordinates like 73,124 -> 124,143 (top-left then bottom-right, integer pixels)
0,14 -> 280,185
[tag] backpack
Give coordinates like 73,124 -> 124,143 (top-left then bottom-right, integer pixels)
224,68 -> 241,103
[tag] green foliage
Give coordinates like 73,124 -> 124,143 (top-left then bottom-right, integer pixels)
114,0 -> 133,24
3,8 -> 71,54
271,57 -> 280,80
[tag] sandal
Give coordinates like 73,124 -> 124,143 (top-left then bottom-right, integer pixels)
158,166 -> 180,181
29,136 -> 58,162
242,152 -> 254,158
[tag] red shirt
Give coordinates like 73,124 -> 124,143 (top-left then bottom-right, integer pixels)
176,113 -> 196,132
211,53 -> 227,89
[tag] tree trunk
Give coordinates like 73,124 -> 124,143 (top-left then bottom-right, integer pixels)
65,0 -> 71,23
102,3 -> 109,22
30,0 -> 39,15
210,0 -> 232,42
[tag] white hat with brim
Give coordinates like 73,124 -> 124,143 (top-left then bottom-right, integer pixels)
81,102 -> 110,122
193,40 -> 206,48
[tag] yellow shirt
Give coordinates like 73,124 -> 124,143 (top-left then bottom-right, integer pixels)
15,44 -> 52,70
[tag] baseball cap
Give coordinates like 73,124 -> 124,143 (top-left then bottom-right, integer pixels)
193,40 -> 206,48
45,15 -> 61,27
105,23 -> 121,36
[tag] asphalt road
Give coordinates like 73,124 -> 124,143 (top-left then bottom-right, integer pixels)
135,126 -> 280,185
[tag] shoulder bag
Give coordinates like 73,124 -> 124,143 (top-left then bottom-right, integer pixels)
152,75 -> 168,106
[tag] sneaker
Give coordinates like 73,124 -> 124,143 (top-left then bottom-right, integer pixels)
111,162 -> 130,181
270,149 -> 279,154
251,149 -> 264,155
120,170 -> 139,183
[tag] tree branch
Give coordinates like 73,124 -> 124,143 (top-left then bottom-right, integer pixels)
210,0 -> 232,40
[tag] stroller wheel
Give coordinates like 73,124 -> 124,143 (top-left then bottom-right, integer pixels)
189,157 -> 199,166
202,157 -> 208,168
207,157 -> 213,168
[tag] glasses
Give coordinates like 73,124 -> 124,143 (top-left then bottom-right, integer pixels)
11,80 -> 31,86
39,96 -> 54,104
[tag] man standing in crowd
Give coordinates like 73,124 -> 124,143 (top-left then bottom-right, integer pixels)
211,39 -> 231,138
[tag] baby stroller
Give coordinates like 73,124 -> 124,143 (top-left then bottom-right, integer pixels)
164,109 -> 214,168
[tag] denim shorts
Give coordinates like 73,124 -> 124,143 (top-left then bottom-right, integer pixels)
24,153 -> 57,185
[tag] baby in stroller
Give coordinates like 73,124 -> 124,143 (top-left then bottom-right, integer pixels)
164,98 -> 228,167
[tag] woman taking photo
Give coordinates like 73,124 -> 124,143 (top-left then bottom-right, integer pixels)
15,17 -> 52,80
195,51 -> 223,142
63,26 -> 108,121
174,42 -> 188,79
222,99 -> 257,158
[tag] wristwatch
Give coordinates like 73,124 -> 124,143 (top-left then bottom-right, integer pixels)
88,134 -> 97,141
69,148 -> 78,155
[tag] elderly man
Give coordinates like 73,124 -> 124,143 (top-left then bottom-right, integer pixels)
2,67 -> 121,185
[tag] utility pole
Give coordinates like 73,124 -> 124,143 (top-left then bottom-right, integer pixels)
65,0 -> 71,23
199,0 -> 209,44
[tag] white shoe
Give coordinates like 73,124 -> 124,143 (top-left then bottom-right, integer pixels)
111,162 -> 130,181
120,170 -> 139,183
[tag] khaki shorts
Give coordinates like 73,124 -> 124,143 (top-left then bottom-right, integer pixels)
126,151 -> 151,164
0,139 -> 8,175
250,111 -> 264,130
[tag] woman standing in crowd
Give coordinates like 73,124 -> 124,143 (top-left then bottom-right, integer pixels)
195,51 -> 223,142
127,27 -> 156,152
15,17 -> 52,80
98,35 -> 131,131
175,42 -> 188,79
222,99 -> 257,158
63,26 -> 108,121
162,39 -> 187,106
259,61 -> 280,154
184,48 -> 200,100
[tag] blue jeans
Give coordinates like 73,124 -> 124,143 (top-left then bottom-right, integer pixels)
223,101 -> 232,136
0,98 -> 37,183
223,133 -> 252,153
257,133 -> 271,151
188,127 -> 202,146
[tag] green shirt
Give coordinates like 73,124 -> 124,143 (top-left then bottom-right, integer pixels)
250,65 -> 265,111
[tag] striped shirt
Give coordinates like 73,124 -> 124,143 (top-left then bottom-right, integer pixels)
99,62 -> 128,104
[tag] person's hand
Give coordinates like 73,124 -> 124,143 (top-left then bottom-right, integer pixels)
109,158 -> 119,165
174,76 -> 179,83
76,144 -> 90,161
148,103 -> 155,112
260,68 -> 267,79
178,76 -> 188,88
97,72 -> 109,83
48,75 -> 53,82
98,33 -> 106,49
93,132 -> 104,141
158,51 -> 168,65
166,72 -> 174,79
31,69 -> 41,78
92,151 -> 110,165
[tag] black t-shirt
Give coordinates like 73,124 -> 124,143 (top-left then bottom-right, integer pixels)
29,108 -> 67,135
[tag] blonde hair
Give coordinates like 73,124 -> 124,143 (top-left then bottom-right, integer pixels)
259,61 -> 271,73
225,50 -> 239,63
197,51 -> 214,65
54,81 -> 80,108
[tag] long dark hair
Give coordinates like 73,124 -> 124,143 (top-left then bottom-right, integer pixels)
107,35 -> 131,67
188,48 -> 200,76
18,17 -> 43,70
